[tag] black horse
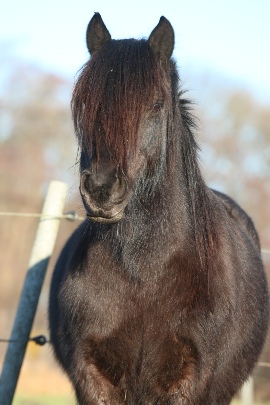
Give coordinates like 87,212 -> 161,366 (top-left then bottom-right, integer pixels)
49,13 -> 269,404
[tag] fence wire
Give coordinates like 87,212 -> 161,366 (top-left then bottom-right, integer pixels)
0,210 -> 84,221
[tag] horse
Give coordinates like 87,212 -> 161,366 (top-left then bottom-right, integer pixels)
49,13 -> 269,404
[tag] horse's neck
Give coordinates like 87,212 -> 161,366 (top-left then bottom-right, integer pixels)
108,177 -> 190,280
117,159 -> 190,249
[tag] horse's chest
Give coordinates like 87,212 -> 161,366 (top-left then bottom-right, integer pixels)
61,255 -> 200,398
64,249 -> 202,339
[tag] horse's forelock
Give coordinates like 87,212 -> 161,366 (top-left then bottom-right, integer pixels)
71,39 -> 171,168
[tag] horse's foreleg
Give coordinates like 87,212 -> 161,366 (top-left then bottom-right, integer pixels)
68,360 -> 124,405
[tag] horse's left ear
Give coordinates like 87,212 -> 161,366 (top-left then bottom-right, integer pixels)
148,16 -> 174,62
86,12 -> 111,54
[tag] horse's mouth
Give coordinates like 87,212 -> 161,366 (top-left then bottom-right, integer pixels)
86,209 -> 125,224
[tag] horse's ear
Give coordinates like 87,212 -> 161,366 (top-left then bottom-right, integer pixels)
86,12 -> 111,55
148,16 -> 174,62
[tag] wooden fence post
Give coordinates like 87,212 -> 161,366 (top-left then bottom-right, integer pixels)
240,377 -> 254,405
0,181 -> 67,405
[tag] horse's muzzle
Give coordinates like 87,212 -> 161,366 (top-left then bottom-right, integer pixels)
80,165 -> 129,224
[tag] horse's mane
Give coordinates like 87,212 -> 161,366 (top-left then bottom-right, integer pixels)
178,91 -> 218,271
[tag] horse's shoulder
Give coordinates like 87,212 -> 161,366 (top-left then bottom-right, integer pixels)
211,189 -> 261,250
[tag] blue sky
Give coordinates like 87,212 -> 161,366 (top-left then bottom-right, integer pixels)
1,0 -> 270,101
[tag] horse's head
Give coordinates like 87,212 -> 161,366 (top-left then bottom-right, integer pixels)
72,13 -> 175,223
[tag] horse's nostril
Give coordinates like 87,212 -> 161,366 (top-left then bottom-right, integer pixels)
111,176 -> 127,203
80,171 -> 91,195
84,175 -> 92,194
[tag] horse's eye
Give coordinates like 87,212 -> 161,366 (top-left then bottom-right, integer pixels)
153,102 -> 163,112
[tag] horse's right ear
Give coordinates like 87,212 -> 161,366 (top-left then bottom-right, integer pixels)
86,13 -> 111,55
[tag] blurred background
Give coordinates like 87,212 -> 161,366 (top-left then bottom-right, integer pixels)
0,1 -> 269,404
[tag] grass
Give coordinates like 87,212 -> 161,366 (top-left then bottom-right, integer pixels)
232,402 -> 270,405
12,396 -> 270,405
13,394 -> 75,405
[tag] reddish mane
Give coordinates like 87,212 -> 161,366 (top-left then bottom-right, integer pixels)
72,39 -> 170,168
